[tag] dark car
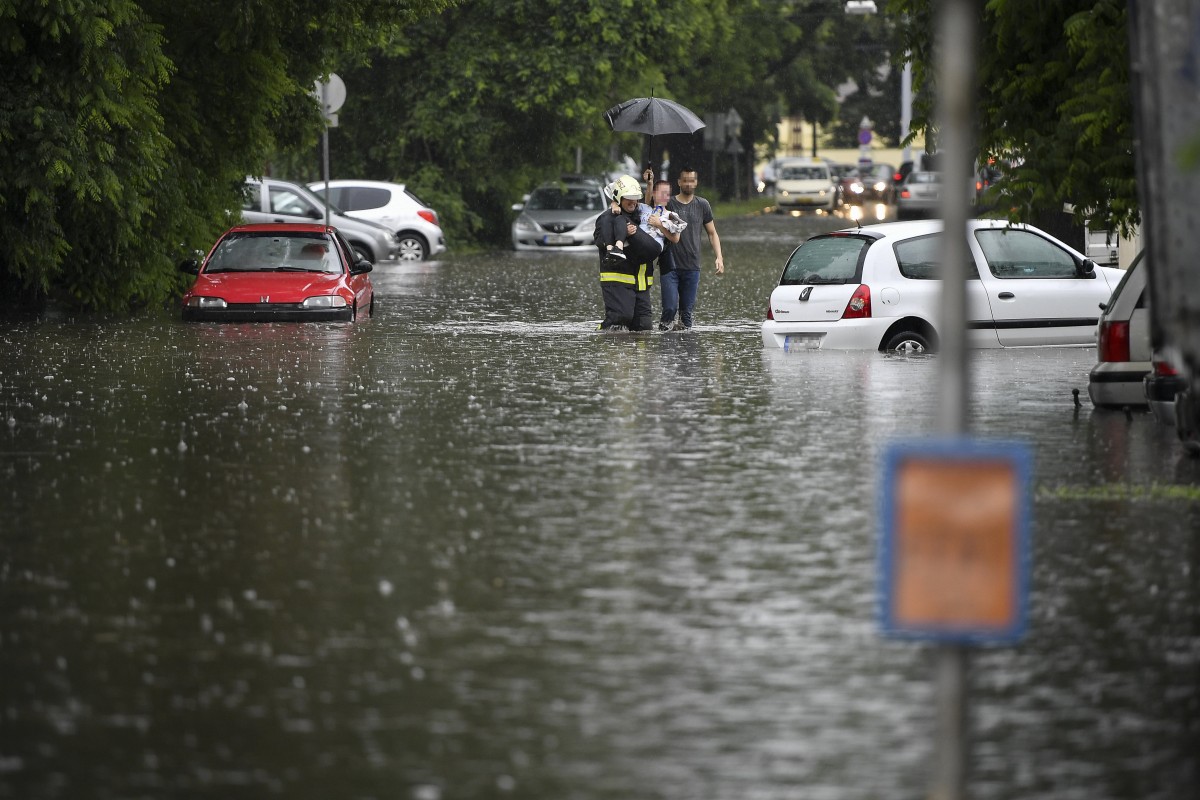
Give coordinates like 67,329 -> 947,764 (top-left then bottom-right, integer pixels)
181,223 -> 374,322
860,163 -> 896,204
829,163 -> 857,206
1144,349 -> 1186,425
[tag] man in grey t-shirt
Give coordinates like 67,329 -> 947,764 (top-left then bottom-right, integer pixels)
661,168 -> 724,330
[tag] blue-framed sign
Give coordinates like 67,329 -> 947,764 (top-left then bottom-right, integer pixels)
878,439 -> 1032,645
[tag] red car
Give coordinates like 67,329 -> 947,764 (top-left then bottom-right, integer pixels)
181,223 -> 374,322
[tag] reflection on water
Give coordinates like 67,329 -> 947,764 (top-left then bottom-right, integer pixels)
1,214 -> 1197,799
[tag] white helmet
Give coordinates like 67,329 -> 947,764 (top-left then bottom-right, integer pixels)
607,174 -> 642,201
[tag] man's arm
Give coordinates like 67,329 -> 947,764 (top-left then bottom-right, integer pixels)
704,220 -> 724,274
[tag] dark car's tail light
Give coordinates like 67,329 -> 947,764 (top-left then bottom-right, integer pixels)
841,285 -> 872,319
1153,358 -> 1179,377
418,210 -> 439,226
1097,320 -> 1130,362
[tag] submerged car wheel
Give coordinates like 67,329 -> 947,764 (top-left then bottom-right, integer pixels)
395,234 -> 428,261
884,330 -> 933,354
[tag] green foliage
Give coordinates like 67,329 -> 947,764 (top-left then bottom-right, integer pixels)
890,0 -> 1138,235
0,0 -> 1145,308
325,0 -> 903,246
0,0 -> 452,312
0,0 -> 172,309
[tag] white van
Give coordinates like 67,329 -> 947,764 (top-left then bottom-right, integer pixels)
774,159 -> 836,212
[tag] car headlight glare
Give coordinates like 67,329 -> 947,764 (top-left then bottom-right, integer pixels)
187,297 -> 227,309
301,295 -> 348,309
874,181 -> 887,192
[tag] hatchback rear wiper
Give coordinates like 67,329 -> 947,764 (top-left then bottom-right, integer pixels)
801,276 -> 848,285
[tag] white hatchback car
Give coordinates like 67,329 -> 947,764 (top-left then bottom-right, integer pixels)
309,180 -> 446,261
762,219 -> 1125,353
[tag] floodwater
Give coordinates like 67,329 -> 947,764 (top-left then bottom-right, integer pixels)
2,211 -> 1197,799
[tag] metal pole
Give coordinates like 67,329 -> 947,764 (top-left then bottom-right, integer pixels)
322,126 -> 331,227
901,59 -> 914,164
932,1 -> 977,798
936,0 -> 975,438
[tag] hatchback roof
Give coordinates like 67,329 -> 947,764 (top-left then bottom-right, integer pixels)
228,222 -> 333,234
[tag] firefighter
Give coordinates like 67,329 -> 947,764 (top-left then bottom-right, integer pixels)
595,174 -> 663,331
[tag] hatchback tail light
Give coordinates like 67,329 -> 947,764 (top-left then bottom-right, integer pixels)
841,285 -> 871,319
767,302 -> 774,321
900,188 -> 912,199
418,210 -> 439,226
1097,320 -> 1130,362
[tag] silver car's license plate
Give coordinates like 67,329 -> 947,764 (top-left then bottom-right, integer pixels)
783,333 -> 823,351
543,234 -> 573,245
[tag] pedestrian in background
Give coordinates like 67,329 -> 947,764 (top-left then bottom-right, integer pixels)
661,167 -> 724,331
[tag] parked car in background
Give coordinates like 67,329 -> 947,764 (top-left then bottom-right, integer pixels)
1175,384 -> 1200,456
1144,348 -> 1185,425
1088,251 -> 1151,408
836,166 -> 863,206
762,219 -> 1124,353
511,176 -> 606,251
1146,347 -> 1200,456
894,151 -> 939,191
895,171 -> 942,219
859,163 -> 896,204
829,163 -> 857,206
774,158 -> 836,212
242,177 -> 397,264
180,223 -> 374,322
308,179 -> 445,261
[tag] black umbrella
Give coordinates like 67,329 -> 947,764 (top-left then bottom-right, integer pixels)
605,97 -> 706,178
604,97 -> 706,136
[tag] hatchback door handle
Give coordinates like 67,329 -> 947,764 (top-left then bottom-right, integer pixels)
997,291 -> 1015,300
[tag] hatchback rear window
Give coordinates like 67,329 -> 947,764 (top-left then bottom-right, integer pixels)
779,236 -> 869,285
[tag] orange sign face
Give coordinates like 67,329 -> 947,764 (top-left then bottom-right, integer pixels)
880,443 -> 1030,643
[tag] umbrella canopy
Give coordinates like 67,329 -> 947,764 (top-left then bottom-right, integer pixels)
604,97 -> 706,136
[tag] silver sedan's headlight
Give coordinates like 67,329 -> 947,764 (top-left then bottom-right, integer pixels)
186,297 -> 227,309
301,296 -> 348,309
513,215 -> 539,233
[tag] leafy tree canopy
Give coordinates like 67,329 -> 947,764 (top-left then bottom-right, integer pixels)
890,0 -> 1136,235
1,0 -> 1141,310
0,0 -> 450,312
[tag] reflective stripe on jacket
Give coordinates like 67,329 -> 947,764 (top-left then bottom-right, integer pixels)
600,262 -> 653,290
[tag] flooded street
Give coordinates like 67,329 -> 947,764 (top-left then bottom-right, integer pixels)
2,211 -> 1198,799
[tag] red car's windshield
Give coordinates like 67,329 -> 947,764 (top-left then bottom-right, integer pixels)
205,232 -> 342,274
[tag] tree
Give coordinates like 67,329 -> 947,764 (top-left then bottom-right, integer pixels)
0,1 -> 172,309
320,0 -> 722,246
890,0 -> 1137,235
0,0 -> 451,312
